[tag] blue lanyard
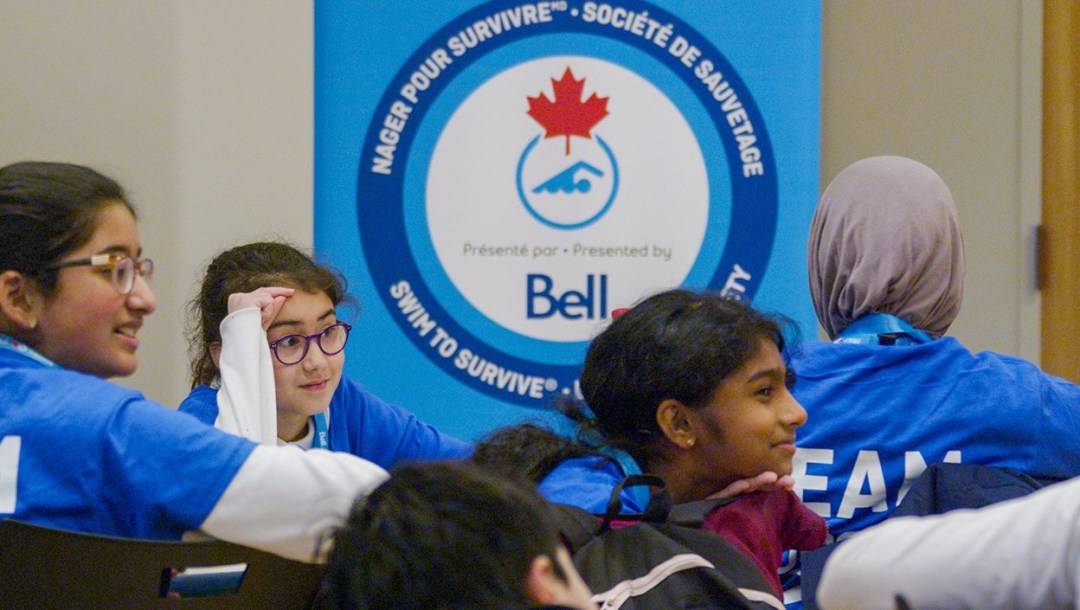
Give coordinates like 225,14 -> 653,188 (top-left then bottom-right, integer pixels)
835,313 -> 932,346
0,334 -> 58,368
311,411 -> 329,450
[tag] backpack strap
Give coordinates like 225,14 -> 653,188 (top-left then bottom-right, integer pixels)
667,496 -> 738,527
601,475 -> 742,528
607,448 -> 651,510
601,474 -> 671,531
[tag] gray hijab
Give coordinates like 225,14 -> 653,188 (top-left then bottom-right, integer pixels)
808,156 -> 965,340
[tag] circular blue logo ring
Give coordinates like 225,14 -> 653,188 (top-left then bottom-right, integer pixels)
356,0 -> 778,408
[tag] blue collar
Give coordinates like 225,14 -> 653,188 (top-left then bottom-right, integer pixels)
0,334 -> 58,368
835,313 -> 932,346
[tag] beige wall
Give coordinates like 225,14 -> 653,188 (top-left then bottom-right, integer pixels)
822,0 -> 1042,360
1,1 -> 313,405
0,1 -> 1042,406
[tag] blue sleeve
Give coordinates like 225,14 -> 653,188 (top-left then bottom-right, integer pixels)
330,377 -> 474,469
103,394 -> 256,537
176,385 -> 221,426
2,367 -> 254,540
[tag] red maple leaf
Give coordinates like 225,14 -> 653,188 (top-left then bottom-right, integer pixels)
527,67 -> 609,155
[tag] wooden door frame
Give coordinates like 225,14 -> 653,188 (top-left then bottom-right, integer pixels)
1040,0 -> 1080,382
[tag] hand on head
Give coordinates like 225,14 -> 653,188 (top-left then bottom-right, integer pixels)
227,287 -> 294,331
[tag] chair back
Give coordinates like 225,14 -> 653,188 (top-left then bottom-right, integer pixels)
0,519 -> 325,609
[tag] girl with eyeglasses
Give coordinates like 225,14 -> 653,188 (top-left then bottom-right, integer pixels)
0,161 -> 388,561
180,241 -> 473,466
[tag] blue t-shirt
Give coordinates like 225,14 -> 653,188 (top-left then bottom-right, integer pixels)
179,376 -> 473,469
0,344 -> 255,540
783,336 -> 1080,606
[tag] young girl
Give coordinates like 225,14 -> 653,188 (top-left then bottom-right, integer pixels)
0,161 -> 386,561
491,288 -> 827,599
180,241 -> 472,466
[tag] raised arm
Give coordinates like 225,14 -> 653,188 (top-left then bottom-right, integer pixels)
214,287 -> 293,444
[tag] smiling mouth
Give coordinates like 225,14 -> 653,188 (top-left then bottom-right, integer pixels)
114,326 -> 141,351
773,439 -> 797,451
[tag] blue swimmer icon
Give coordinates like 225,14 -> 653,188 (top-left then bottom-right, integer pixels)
532,161 -> 604,194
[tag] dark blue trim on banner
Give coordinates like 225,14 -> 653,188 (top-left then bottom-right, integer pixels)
355,0 -> 777,408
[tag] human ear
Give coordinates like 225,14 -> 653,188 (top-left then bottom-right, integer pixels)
524,555 -> 557,605
527,547 -> 596,610
655,398 -> 697,449
209,342 -> 222,369
0,270 -> 43,332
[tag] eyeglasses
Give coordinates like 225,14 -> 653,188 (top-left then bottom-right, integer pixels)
268,322 -> 352,365
46,253 -> 154,295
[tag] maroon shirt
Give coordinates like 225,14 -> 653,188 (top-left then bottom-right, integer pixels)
704,489 -> 828,597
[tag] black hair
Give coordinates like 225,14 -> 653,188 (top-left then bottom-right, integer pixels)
317,460 -> 564,610
0,161 -> 132,295
471,290 -> 793,482
578,288 -> 789,466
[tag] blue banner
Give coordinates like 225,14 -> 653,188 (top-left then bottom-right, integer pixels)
316,0 -> 821,439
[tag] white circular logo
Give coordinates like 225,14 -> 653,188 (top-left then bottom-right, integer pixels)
426,56 -> 709,342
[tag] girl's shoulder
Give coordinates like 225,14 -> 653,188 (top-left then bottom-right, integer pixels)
176,385 -> 220,425
330,375 -> 393,412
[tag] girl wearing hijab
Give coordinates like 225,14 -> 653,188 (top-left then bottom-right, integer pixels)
780,156 -> 1080,608
788,155 -> 1080,542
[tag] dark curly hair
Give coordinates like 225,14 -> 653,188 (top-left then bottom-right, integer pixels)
470,422 -> 602,486
186,241 -> 354,388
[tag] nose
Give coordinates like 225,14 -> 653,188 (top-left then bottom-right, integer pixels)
300,340 -> 329,371
780,390 -> 808,429
127,273 -> 157,314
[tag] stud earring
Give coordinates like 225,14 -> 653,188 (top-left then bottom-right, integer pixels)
685,438 -> 696,449
27,317 -> 37,330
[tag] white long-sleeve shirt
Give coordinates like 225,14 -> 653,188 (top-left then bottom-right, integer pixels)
817,476 -> 1080,610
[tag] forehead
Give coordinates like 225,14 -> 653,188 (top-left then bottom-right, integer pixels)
726,338 -> 784,380
71,201 -> 139,256
276,289 -> 335,321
